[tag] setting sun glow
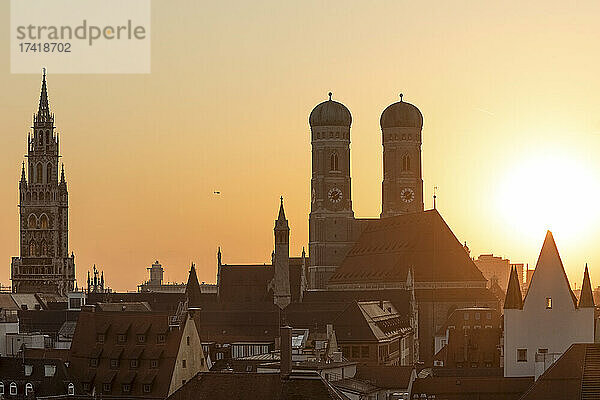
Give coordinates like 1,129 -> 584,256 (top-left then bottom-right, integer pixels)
498,151 -> 600,243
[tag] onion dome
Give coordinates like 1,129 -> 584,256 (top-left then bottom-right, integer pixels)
380,94 -> 423,129
309,92 -> 352,127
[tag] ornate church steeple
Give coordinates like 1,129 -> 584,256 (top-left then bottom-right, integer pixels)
273,197 -> 291,309
11,71 -> 75,295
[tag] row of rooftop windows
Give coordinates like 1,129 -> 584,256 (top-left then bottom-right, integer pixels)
22,190 -> 60,203
0,382 -> 75,397
383,133 -> 421,141
96,332 -> 166,344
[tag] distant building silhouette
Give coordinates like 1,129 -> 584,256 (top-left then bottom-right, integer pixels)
10,71 -> 75,295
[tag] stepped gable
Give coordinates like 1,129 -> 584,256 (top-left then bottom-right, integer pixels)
328,210 -> 486,286
520,343 -> 600,399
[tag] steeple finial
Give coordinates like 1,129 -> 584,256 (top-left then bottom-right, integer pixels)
433,186 -> 438,210
399,93 -> 403,102
37,68 -> 51,121
60,163 -> 65,183
21,161 -> 26,182
277,196 -> 286,221
328,92 -> 332,101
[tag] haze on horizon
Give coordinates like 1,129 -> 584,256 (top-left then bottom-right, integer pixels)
1,0 -> 600,291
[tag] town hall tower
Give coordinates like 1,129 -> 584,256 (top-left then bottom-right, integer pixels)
11,71 -> 75,295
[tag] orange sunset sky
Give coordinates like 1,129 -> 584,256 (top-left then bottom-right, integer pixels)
2,0 -> 600,291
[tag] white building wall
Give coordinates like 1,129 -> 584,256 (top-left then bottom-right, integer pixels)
504,257 -> 595,377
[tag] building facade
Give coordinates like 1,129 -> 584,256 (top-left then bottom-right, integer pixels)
504,231 -> 594,378
11,72 -> 75,295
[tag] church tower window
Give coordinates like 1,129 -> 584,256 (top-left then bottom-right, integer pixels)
40,214 -> 49,229
330,153 -> 339,171
36,163 -> 43,183
28,214 -> 37,229
402,154 -> 411,171
47,163 -> 52,183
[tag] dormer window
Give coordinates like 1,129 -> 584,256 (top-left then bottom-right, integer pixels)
137,334 -> 146,343
97,333 -> 105,343
118,334 -> 126,343
157,334 -> 165,343
24,365 -> 33,376
546,297 -> 552,309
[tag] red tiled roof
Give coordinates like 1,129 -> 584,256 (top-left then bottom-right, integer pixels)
166,372 -> 342,400
519,343 -> 600,400
328,210 -> 486,286
70,310 -> 185,398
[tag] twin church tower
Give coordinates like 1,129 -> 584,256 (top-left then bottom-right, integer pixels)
308,93 -> 424,288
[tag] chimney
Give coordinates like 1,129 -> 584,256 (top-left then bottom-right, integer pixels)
280,326 -> 292,379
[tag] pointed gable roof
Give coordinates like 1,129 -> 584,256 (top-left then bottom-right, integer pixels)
579,264 -> 594,308
504,266 -> 523,309
523,231 -> 578,309
186,264 -> 202,308
328,210 -> 486,286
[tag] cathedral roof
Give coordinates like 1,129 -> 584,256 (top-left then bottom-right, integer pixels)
327,210 -> 487,286
579,264 -> 594,308
380,97 -> 423,129
309,94 -> 352,127
504,266 -> 523,310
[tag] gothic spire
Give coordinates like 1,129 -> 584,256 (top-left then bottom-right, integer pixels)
37,68 -> 51,122
275,196 -> 289,232
185,263 -> 202,308
579,264 -> 594,308
60,163 -> 65,183
504,266 -> 523,309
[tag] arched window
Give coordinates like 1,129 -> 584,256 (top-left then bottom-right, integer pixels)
41,241 -> 47,256
68,383 -> 75,395
25,382 -> 33,396
9,382 -> 17,395
46,163 -> 52,183
46,131 -> 50,144
36,163 -> 43,183
28,214 -> 37,229
32,192 -> 38,202
26,192 -> 31,202
40,214 -> 49,229
39,192 -> 44,201
29,241 -> 35,257
29,165 -> 34,182
330,153 -> 339,171
0,382 -> 4,394
402,154 -> 411,172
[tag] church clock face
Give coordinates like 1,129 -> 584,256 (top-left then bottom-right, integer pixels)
400,187 -> 415,203
328,187 -> 343,203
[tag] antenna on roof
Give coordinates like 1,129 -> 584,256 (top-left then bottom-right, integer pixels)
328,92 -> 332,101
433,186 -> 438,210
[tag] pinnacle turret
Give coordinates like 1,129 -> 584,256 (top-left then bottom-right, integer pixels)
20,162 -> 26,182
579,264 -> 594,308
504,266 -> 523,309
